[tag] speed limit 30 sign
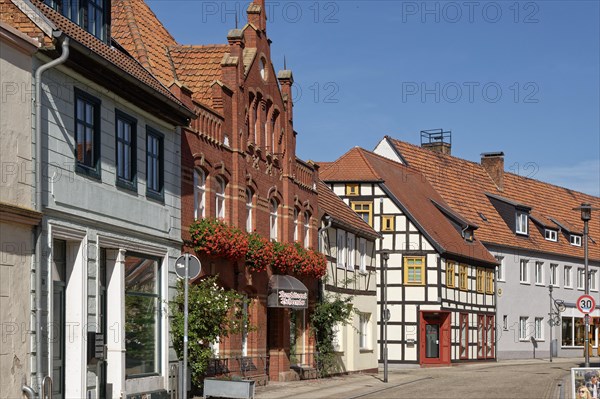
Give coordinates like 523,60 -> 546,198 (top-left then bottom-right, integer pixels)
577,295 -> 596,314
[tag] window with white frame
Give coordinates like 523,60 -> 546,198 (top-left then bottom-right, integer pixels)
564,266 -> 572,288
269,199 -> 278,241
346,233 -> 355,271
516,212 -> 528,235
571,235 -> 582,246
336,229 -> 346,269
194,169 -> 206,219
359,313 -> 370,349
545,229 -> 558,242
550,264 -> 558,287
535,262 -> 544,285
534,317 -> 544,341
577,268 -> 585,290
293,208 -> 299,241
246,188 -> 253,233
591,270 -> 598,291
332,323 -> 343,352
519,316 -> 529,340
303,211 -> 310,248
520,259 -> 529,283
359,238 -> 367,273
215,177 -> 226,219
495,256 -> 505,281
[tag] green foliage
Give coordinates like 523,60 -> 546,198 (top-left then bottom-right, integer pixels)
310,294 -> 354,376
170,276 -> 250,386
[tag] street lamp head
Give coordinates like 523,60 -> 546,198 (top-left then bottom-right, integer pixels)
574,203 -> 599,222
382,252 -> 390,261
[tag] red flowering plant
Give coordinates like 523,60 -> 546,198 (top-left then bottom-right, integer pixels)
294,248 -> 327,279
245,233 -> 274,273
190,218 -> 249,260
272,242 -> 302,274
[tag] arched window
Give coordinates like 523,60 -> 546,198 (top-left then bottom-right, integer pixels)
193,168 -> 206,219
270,199 -> 278,241
293,207 -> 299,242
303,211 -> 311,248
215,177 -> 226,219
246,188 -> 253,233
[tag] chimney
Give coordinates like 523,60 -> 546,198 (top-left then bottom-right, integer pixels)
421,129 -> 451,155
481,152 -> 505,191
247,0 -> 266,32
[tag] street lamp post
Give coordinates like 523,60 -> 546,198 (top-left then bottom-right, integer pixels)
549,285 -> 553,363
381,251 -> 389,383
574,203 -> 598,368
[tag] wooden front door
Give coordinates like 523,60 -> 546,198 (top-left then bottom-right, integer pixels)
419,311 -> 451,366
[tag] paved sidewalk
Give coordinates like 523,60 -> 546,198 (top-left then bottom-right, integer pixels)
254,358 -> 594,399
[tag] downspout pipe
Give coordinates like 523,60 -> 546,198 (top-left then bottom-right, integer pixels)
317,215 -> 332,300
32,32 -> 69,395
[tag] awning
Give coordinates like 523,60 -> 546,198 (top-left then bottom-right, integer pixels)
267,275 -> 308,309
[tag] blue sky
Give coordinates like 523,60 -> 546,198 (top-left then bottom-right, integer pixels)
147,0 -> 600,196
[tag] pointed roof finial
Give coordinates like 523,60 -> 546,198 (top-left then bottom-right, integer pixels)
235,14 -> 238,29
284,56 -> 287,70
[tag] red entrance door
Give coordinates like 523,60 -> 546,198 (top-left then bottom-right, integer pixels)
419,311 -> 451,366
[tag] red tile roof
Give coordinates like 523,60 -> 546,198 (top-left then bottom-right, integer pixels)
112,0 -> 177,84
316,180 -> 379,240
388,138 -> 600,262
168,45 -> 228,107
322,148 -> 498,266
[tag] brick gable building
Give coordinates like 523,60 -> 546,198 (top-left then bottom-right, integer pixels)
112,0 -> 321,382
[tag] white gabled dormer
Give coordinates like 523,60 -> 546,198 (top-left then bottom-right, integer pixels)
373,136 -> 406,164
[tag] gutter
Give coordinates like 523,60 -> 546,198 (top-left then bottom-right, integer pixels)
31,31 -> 69,397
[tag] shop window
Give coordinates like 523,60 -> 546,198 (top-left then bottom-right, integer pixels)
562,316 -> 591,347
404,256 -> 425,285
459,313 -> 468,359
125,254 -> 160,377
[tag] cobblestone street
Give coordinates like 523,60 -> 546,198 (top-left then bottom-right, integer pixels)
256,358 -> 596,399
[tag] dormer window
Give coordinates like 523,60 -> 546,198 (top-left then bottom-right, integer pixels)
545,229 -> 558,242
516,212 -> 528,235
463,228 -> 474,242
44,0 -> 109,42
570,235 -> 582,247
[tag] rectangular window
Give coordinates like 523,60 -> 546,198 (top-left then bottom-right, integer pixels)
404,257 -> 425,285
476,268 -> 484,293
381,215 -> 395,231
534,317 -> 544,341
496,256 -> 504,281
550,264 -> 558,287
564,266 -> 572,288
477,315 -> 485,358
519,259 -> 529,284
485,270 -> 494,294
345,184 -> 359,196
359,313 -> 370,349
545,229 -> 558,242
351,201 -> 373,226
146,128 -> 164,200
45,0 -> 108,41
446,262 -> 455,288
591,270 -> 598,291
516,212 -> 528,235
195,169 -> 206,220
358,238 -> 367,273
577,268 -> 585,290
459,313 -> 468,359
459,265 -> 468,290
115,110 -> 137,189
336,229 -> 346,269
561,317 -> 587,347
571,235 -> 582,246
486,315 -> 495,358
503,315 -> 508,331
519,316 -> 529,341
74,88 -> 101,177
125,254 -> 160,377
535,262 -> 544,285
346,233 -> 355,271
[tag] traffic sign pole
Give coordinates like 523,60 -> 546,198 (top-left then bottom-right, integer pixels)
183,254 -> 189,399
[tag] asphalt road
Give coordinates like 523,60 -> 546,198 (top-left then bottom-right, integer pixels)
255,359 -> 586,399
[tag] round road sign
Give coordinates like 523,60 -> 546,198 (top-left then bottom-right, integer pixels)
577,294 -> 596,315
175,254 -> 201,280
